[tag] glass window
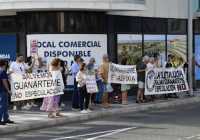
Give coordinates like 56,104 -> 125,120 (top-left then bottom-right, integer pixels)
64,12 -> 106,33
0,16 -> 16,33
24,12 -> 60,33
117,34 -> 142,65
167,35 -> 187,67
168,19 -> 187,34
144,35 -> 166,67
142,18 -> 167,34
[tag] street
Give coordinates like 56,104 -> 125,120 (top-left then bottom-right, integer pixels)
1,102 -> 200,140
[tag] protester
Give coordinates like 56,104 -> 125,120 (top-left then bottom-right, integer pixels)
32,56 -> 48,73
59,60 -> 68,108
120,57 -> 130,105
165,55 -> 179,98
166,54 -> 173,68
99,54 -> 112,108
76,63 -> 91,113
9,54 -> 31,111
136,55 -> 149,103
25,56 -> 39,108
0,59 -> 14,125
86,58 -> 97,106
71,55 -> 81,110
95,67 -> 104,104
40,58 -> 64,118
147,57 -> 155,69
146,57 -> 156,102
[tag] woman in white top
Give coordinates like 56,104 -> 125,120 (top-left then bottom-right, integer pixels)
76,63 -> 91,113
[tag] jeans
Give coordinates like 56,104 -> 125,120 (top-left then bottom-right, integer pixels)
95,80 -> 104,103
79,86 -> 90,111
72,79 -> 80,109
0,92 -> 9,122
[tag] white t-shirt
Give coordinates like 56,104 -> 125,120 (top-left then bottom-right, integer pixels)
9,62 -> 29,74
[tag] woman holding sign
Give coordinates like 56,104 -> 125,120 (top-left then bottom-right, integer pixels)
76,63 -> 91,113
40,58 -> 64,118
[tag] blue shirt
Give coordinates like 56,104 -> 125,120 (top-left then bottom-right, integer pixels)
0,68 -> 8,92
71,62 -> 80,78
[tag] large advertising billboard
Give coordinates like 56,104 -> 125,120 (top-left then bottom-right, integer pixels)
27,34 -> 107,86
27,34 -> 107,65
117,34 -> 142,65
144,35 -> 166,67
167,35 -> 187,67
0,35 -> 16,61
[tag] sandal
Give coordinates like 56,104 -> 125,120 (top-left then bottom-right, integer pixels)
48,114 -> 56,118
56,113 -> 64,117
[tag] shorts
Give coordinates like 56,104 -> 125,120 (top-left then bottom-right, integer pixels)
138,81 -> 145,89
121,84 -> 131,92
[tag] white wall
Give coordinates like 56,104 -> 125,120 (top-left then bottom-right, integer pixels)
108,0 -> 188,19
0,0 -> 145,13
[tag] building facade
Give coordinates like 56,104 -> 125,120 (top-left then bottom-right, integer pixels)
0,0 -> 199,89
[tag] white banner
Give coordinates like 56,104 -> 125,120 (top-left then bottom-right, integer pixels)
145,68 -> 189,95
27,34 -> 107,65
108,63 -> 137,84
27,34 -> 107,85
11,71 -> 64,101
86,75 -> 98,94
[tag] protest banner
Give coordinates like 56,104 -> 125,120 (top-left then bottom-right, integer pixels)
10,71 -> 64,102
86,75 -> 98,94
108,63 -> 137,84
145,68 -> 189,95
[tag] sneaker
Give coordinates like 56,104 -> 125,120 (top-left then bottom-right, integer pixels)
22,104 -> 31,110
31,103 -> 38,107
61,103 -> 65,108
13,105 -> 17,111
86,109 -> 92,113
4,120 -> 14,124
80,110 -> 88,114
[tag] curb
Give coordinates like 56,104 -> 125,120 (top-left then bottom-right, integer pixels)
1,96 -> 200,135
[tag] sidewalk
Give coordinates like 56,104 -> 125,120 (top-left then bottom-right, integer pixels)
1,95 -> 200,135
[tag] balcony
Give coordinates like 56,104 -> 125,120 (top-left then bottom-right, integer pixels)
0,0 -> 145,11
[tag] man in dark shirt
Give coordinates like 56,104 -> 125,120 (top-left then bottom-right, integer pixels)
136,56 -> 149,103
0,59 -> 14,125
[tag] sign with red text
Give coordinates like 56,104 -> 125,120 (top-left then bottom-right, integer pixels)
145,68 -> 189,95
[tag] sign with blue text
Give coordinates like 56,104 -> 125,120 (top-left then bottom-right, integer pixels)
27,34 -> 107,65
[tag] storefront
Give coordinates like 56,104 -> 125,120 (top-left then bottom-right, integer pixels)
0,13 -> 187,61
0,1 -> 192,90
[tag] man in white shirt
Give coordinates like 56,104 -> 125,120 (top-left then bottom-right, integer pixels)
9,54 -> 29,75
9,54 -> 30,111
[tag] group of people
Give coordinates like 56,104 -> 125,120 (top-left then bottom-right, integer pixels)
0,52 -> 189,124
136,54 -> 188,103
